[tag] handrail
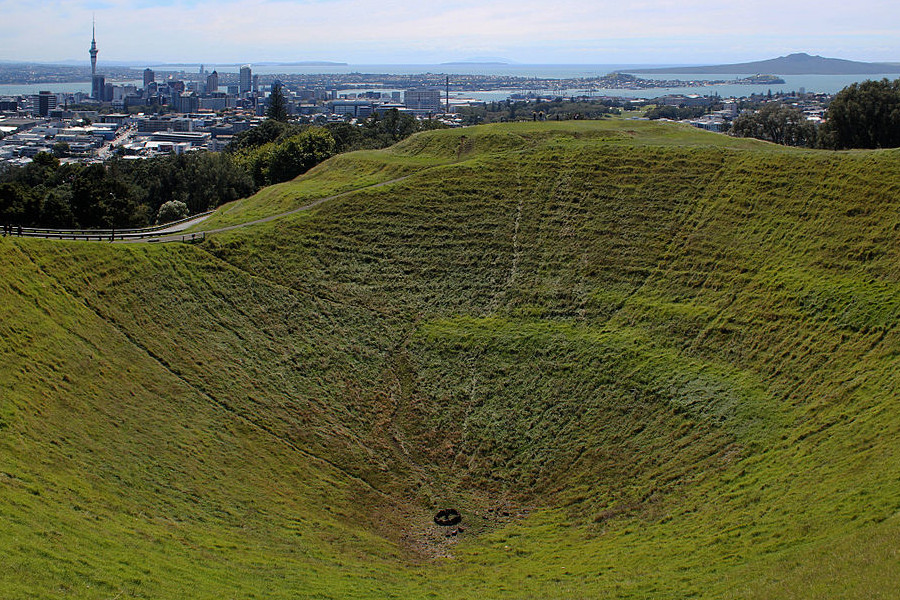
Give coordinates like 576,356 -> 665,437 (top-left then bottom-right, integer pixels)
13,210 -> 214,236
3,229 -> 206,243
0,231 -> 206,242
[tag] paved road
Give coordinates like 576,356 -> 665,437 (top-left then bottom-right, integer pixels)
97,125 -> 136,161
153,212 -> 214,234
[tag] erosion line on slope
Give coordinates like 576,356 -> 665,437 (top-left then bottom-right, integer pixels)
16,244 -> 392,500
612,155 -> 727,316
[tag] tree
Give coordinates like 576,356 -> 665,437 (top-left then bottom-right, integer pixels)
265,128 -> 336,184
360,109 -> 420,147
233,142 -> 276,187
31,152 -> 60,169
226,118 -> 297,153
0,182 -> 40,226
266,83 -> 289,122
71,163 -> 138,228
52,141 -> 71,158
156,199 -> 189,224
818,78 -> 900,149
20,152 -> 61,188
324,121 -> 364,153
40,187 -> 75,227
730,103 -> 817,147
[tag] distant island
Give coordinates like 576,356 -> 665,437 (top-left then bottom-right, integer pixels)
629,53 -> 900,75
589,72 -> 785,90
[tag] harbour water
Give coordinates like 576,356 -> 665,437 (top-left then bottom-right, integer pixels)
1,64 -> 896,100
0,80 -> 144,96
156,64 -> 898,98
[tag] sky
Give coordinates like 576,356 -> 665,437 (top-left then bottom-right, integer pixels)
1,0 -> 899,66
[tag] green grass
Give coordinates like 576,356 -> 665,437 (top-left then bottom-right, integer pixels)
2,120 -> 899,598
194,120 -> 778,232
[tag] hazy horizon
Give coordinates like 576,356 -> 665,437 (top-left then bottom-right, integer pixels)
3,56 -> 899,72
1,0 -> 898,66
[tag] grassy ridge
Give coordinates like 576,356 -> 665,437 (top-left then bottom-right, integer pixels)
2,120 -> 899,598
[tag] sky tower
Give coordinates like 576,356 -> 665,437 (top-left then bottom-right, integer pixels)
89,19 -> 104,100
89,18 -> 98,76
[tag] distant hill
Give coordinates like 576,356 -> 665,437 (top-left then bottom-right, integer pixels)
629,52 -> 900,75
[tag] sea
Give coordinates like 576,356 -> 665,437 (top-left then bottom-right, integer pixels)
1,64 -> 897,100
0,80 -> 144,96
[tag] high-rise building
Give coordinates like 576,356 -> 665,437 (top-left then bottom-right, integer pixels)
206,70 -> 219,94
239,65 -> 252,94
174,92 -> 199,114
144,68 -> 155,88
92,74 -> 106,101
32,91 -> 57,117
404,88 -> 442,114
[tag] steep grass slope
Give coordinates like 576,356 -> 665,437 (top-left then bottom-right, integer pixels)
1,120 -> 898,598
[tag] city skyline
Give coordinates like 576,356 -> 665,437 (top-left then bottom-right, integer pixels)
0,0 -> 899,66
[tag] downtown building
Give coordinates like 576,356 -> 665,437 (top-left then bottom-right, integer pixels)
30,91 -> 58,117
404,88 -> 442,116
239,65 -> 252,94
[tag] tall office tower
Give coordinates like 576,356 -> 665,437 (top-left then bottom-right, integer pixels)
239,65 -> 252,93
206,70 -> 219,94
32,91 -> 57,117
144,68 -> 155,88
92,74 -> 106,101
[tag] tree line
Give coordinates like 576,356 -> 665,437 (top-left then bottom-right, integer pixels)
644,105 -> 711,121
729,78 -> 900,149
227,107 -> 444,188
459,98 -> 624,125
0,108 -> 444,229
0,152 -> 254,229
